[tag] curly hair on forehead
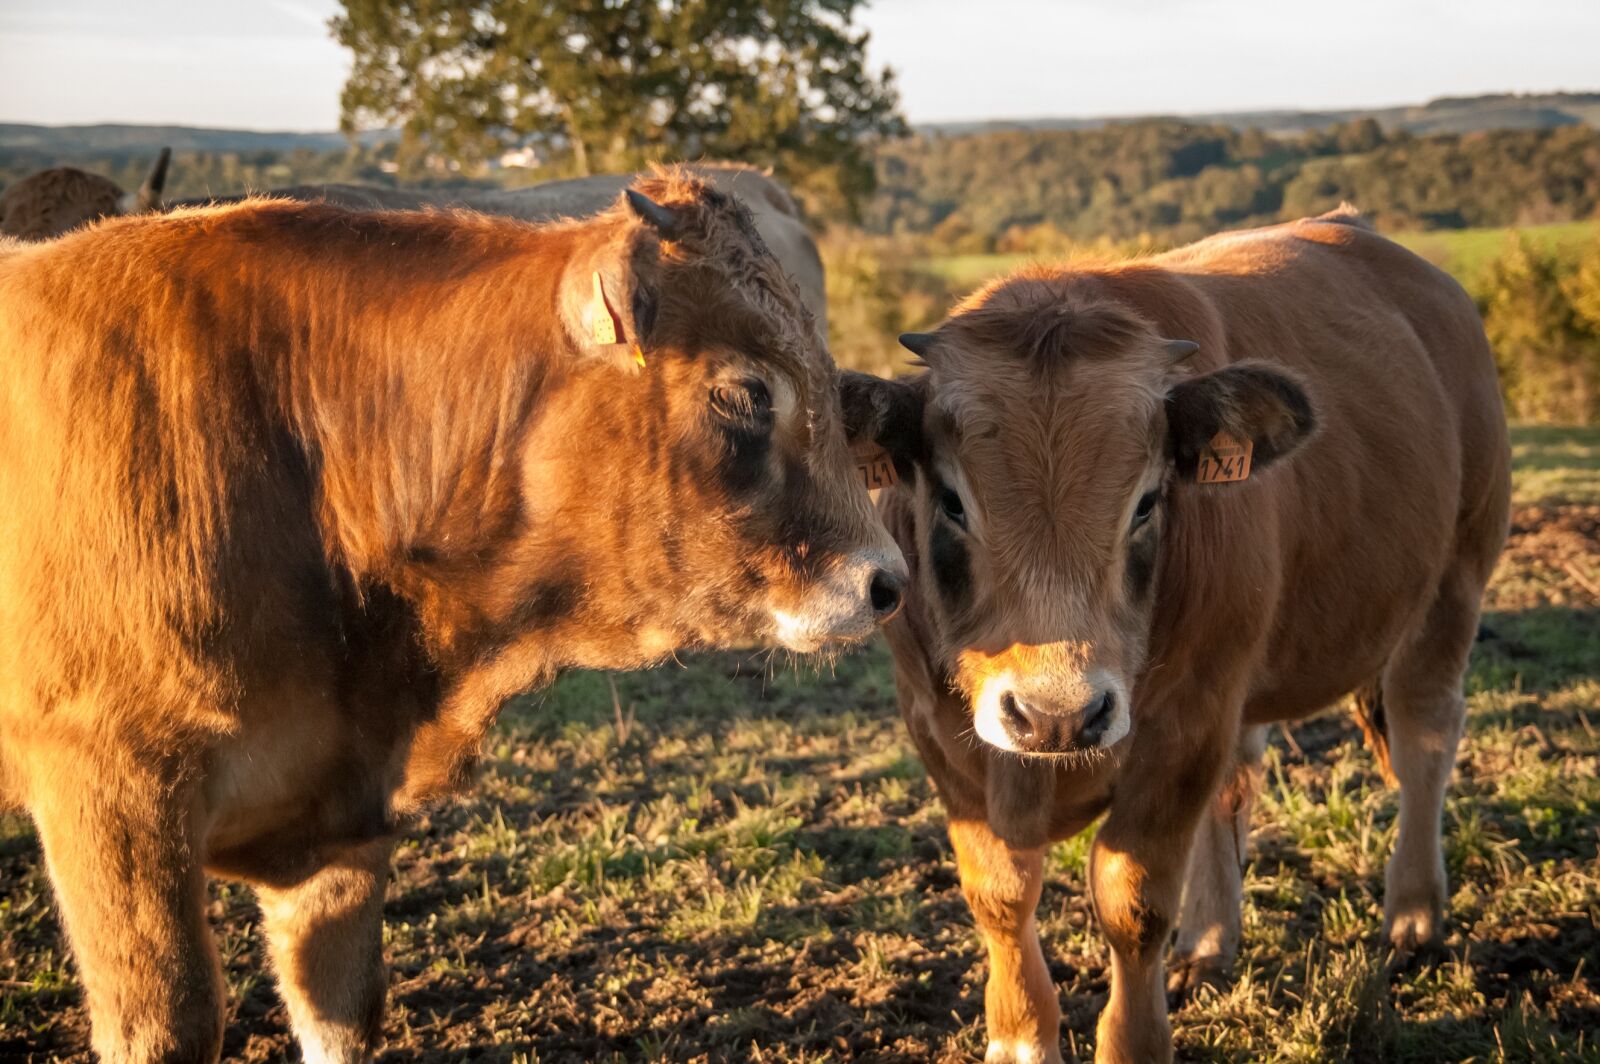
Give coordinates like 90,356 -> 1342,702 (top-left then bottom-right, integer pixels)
944,271 -> 1161,372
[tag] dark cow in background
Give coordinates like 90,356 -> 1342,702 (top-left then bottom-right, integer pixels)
0,148 -> 170,240
175,163 -> 830,331
842,207 -> 1509,1063
0,169 -> 903,1062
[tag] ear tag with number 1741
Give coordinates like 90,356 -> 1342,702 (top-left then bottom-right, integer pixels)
1196,430 -> 1253,484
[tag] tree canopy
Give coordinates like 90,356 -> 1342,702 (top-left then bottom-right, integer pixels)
332,0 -> 905,217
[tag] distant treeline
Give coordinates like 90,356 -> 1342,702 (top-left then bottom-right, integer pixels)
7,119 -> 1600,246
0,145 -> 500,205
867,120 -> 1600,249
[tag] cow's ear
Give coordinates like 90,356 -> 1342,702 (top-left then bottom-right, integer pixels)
838,370 -> 927,479
1165,361 -> 1316,482
558,224 -> 662,370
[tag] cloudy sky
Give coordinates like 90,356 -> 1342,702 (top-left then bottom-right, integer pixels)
2,0 -> 1597,130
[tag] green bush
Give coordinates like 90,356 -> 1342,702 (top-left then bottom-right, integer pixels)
819,233 -> 953,376
1481,236 -> 1600,424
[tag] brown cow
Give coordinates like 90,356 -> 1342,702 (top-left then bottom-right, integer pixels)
841,208 -> 1509,1063
0,148 -> 170,240
0,169 -> 905,1061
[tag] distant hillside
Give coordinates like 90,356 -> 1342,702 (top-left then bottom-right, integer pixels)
6,90 -> 1597,163
0,123 -> 393,159
870,119 -> 1600,247
922,91 -> 1600,137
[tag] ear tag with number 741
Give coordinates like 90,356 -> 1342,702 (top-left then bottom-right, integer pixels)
854,443 -> 898,492
1196,430 -> 1253,484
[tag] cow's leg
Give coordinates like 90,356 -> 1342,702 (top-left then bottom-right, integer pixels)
257,838 -> 392,1063
949,818 -> 1062,1064
30,760 -> 224,1063
1090,724 -> 1229,1064
1168,723 -> 1266,999
1378,571 -> 1479,953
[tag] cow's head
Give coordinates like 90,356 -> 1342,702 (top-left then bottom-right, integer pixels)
0,149 -> 170,241
842,271 -> 1314,758
510,170 -> 906,663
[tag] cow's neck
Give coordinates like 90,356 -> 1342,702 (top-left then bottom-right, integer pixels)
249,228 -> 584,646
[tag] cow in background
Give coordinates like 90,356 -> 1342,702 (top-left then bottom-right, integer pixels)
842,207 -> 1509,1063
0,148 -> 170,240
174,163 -> 831,330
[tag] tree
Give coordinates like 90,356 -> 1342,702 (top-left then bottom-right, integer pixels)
332,0 -> 905,218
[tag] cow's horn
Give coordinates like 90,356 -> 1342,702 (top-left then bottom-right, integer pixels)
898,332 -> 938,357
1164,339 -> 1200,362
137,147 -> 172,211
625,189 -> 683,238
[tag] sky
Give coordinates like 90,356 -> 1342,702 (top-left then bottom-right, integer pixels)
2,0 -> 1598,130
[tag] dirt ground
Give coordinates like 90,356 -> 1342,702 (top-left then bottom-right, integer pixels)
2,429 -> 1597,1063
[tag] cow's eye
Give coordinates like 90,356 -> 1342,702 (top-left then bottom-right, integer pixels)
710,379 -> 772,426
1131,490 -> 1160,531
938,486 -> 967,529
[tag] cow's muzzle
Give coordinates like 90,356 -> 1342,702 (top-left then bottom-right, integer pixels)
771,547 -> 907,652
997,688 -> 1116,754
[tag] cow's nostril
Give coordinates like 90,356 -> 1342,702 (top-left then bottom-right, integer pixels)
1079,690 -> 1115,744
868,568 -> 905,620
999,692 -> 1033,740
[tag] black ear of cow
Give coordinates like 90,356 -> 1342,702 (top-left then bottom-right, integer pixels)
1165,361 -> 1316,481
838,370 -> 928,479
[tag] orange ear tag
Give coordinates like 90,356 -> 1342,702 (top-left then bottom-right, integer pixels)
853,442 -> 899,492
1196,430 -> 1253,485
633,344 -> 646,368
590,270 -> 621,345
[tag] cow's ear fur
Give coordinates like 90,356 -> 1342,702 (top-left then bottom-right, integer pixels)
1165,361 -> 1316,481
838,370 -> 928,480
558,226 -> 661,368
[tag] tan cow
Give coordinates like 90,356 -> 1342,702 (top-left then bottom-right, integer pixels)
0,169 -> 904,1062
175,163 -> 830,330
840,208 -> 1509,1063
0,148 -> 170,240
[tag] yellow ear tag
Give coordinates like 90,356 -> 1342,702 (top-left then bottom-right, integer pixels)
1196,430 -> 1253,484
633,344 -> 646,368
590,271 -> 620,346
853,441 -> 898,492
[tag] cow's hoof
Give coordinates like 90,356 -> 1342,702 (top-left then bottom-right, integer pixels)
1166,952 -> 1232,1005
1094,1011 -> 1173,1064
1383,902 -> 1445,957
985,1038 -> 1063,1064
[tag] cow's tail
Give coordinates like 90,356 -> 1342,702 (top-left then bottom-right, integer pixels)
1350,679 -> 1397,786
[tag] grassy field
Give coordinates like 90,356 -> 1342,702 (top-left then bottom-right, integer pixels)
2,426 -> 1598,1062
925,219 -> 1600,294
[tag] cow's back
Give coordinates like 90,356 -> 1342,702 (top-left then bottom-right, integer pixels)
1141,215 -> 1510,719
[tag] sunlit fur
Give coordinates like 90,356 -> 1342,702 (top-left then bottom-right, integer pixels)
863,208 -> 1510,1063
0,167 -> 897,1061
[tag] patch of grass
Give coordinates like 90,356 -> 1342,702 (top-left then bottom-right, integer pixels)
1391,219 -> 1600,294
1509,424 -> 1600,506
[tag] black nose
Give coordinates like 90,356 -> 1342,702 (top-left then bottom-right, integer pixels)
868,568 -> 906,621
1078,690 -> 1115,745
999,689 -> 1116,754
